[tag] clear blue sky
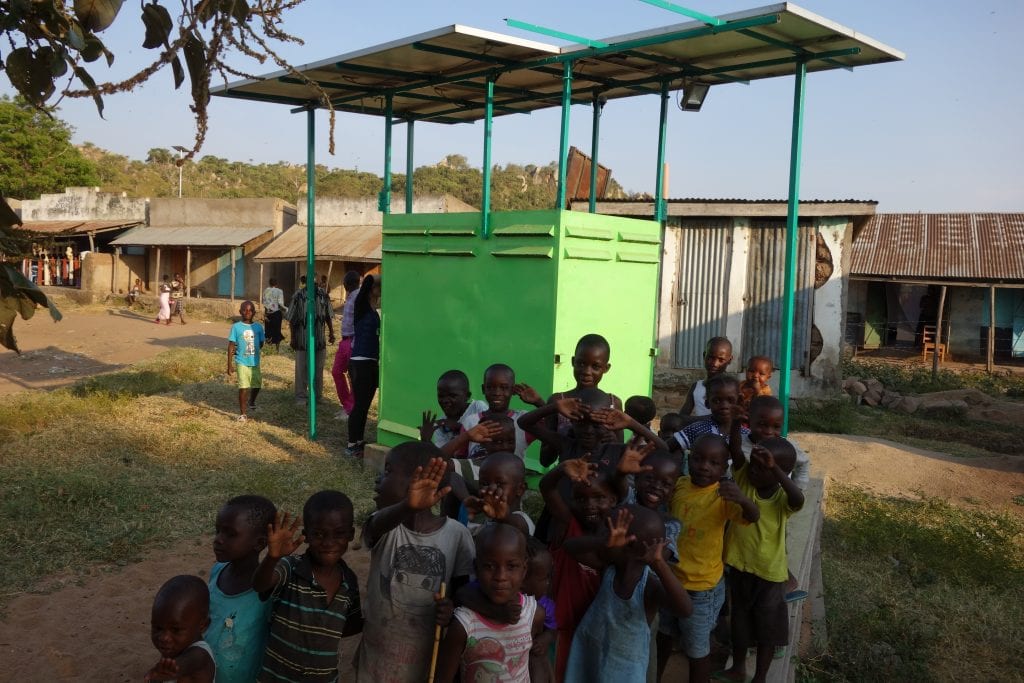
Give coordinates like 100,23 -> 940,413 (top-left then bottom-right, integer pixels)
13,1 -> 1024,211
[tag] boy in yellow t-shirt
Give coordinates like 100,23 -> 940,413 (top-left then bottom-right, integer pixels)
719,437 -> 804,683
657,434 -> 759,683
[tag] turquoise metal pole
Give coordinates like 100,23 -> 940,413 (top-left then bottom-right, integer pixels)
654,81 -> 670,222
405,120 -> 414,213
305,107 -> 317,439
555,62 -> 573,210
779,60 -> 807,436
381,93 -> 393,215
589,94 -> 602,213
482,77 -> 495,237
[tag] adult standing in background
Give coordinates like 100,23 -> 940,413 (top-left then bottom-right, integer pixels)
286,275 -> 335,406
262,277 -> 285,350
331,271 -> 361,420
155,275 -> 172,325
170,272 -> 186,324
346,274 -> 380,458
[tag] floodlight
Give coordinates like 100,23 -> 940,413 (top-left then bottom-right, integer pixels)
679,82 -> 710,112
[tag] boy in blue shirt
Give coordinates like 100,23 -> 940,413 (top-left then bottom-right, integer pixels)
227,300 -> 265,422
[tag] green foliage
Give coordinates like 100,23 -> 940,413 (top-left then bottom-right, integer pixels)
842,357 -> 1024,398
0,96 -> 99,200
805,485 -> 1024,681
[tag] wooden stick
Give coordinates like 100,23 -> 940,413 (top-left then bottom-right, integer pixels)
427,582 -> 447,683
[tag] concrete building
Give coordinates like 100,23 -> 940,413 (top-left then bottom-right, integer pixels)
255,194 -> 475,302
848,213 -> 1024,365
111,197 -> 296,301
572,198 -> 877,396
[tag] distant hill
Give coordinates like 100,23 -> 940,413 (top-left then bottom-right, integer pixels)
77,146 -> 628,210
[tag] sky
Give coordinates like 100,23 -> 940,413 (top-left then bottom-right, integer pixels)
7,1 -> 1024,211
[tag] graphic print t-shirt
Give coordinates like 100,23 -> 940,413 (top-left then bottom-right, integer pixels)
356,518 -> 475,683
228,321 -> 265,367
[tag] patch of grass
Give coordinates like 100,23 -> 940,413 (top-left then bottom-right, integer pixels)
842,357 -> 1024,398
803,485 -> 1024,682
790,399 -> 1024,457
0,351 -> 376,606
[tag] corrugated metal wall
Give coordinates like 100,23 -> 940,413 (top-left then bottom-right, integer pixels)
673,219 -> 732,368
742,220 -> 816,372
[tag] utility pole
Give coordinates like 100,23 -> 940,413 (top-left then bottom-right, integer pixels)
172,145 -> 189,198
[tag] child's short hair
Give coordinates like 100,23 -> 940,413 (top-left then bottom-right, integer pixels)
759,437 -> 797,472
481,411 -> 515,433
224,494 -> 277,533
526,536 -> 551,563
575,333 -> 611,359
302,490 -> 354,528
643,449 -> 681,475
484,363 -> 515,382
749,395 -> 783,417
705,336 -> 733,354
388,440 -> 445,475
481,451 -> 526,481
624,395 -> 657,425
343,270 -> 361,289
438,369 -> 470,391
474,522 -> 527,558
154,575 -> 209,613
692,433 -> 730,461
621,504 -> 666,544
659,412 -> 685,435
747,355 -> 773,370
706,374 -> 740,396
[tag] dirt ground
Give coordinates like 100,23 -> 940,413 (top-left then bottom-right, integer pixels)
2,308 -> 1023,681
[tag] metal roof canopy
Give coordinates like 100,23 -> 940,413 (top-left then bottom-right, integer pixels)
254,224 -> 382,263
212,1 -> 903,440
212,3 -> 902,123
110,226 -> 271,247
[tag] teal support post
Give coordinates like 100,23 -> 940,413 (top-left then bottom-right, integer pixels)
481,77 -> 495,237
381,93 -> 393,214
555,62 -> 573,210
305,107 -> 317,439
654,81 -> 670,222
779,60 -> 807,435
589,95 -> 603,213
405,120 -> 414,213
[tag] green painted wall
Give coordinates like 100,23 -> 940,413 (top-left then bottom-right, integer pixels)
378,209 -> 661,472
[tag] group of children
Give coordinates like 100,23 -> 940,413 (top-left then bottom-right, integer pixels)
149,333 -> 808,683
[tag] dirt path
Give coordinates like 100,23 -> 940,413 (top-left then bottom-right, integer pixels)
0,307 -> 226,396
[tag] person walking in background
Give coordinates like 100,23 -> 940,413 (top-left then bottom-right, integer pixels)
346,274 -> 380,458
262,277 -> 285,351
155,275 -> 172,325
170,273 -> 187,325
331,271 -> 361,421
287,275 -> 335,407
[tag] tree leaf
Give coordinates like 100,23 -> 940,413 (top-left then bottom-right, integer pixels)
5,47 -> 56,104
182,30 -> 209,105
66,23 -> 87,51
73,65 -> 105,118
81,36 -> 105,63
171,54 -> 185,89
141,3 -> 173,49
73,0 -> 125,33
223,0 -> 249,23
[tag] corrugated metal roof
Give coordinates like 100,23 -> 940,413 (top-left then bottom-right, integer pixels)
851,214 -> 1024,282
254,225 -> 381,263
110,226 -> 271,247
212,4 -> 903,124
17,219 -> 143,235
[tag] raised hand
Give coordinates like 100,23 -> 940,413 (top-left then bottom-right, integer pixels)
605,507 -> 636,549
513,383 -> 544,406
407,457 -> 452,510
419,410 -> 439,441
145,657 -> 179,681
592,407 -> 631,431
731,403 -> 748,424
266,511 -> 304,559
562,458 -> 597,483
750,444 -> 777,471
717,478 -> 744,503
617,437 -> 656,474
641,536 -> 669,565
554,397 -> 587,421
479,484 -> 510,521
466,420 -> 503,444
